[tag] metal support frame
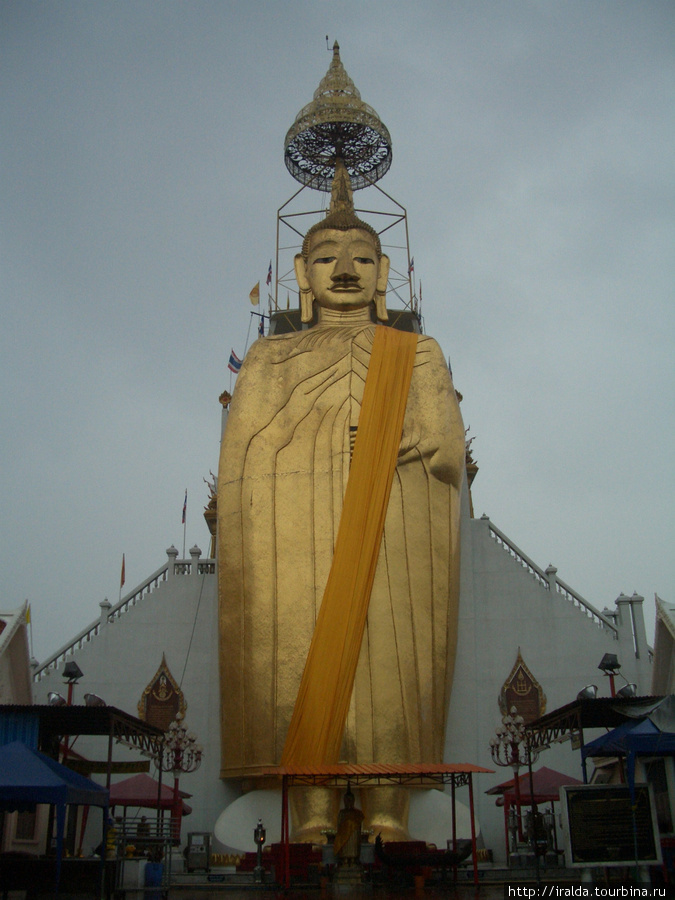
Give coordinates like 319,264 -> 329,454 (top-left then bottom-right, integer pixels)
271,763 -> 491,888
274,180 -> 419,326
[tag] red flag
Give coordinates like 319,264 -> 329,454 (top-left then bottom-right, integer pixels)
120,554 -> 126,589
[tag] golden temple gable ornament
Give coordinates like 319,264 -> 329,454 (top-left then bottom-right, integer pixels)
203,471 -> 217,559
498,649 -> 547,725
138,654 -> 186,732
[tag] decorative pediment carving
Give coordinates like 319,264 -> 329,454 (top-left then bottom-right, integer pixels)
138,654 -> 186,732
498,648 -> 546,724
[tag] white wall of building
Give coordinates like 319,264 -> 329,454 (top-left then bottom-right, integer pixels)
33,553 -> 240,853
32,490 -> 653,862
0,604 -> 33,705
445,492 -> 653,862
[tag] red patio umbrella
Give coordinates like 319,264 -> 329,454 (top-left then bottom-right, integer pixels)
109,773 -> 192,815
486,766 -> 582,861
486,765 -> 582,805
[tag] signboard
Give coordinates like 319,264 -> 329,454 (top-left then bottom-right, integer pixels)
560,784 -> 662,867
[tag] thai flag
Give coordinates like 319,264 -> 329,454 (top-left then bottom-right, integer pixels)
181,490 -> 187,524
258,317 -> 265,337
266,261 -> 273,285
228,350 -> 242,373
408,257 -> 414,274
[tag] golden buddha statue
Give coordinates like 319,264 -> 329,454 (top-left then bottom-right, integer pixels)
217,161 -> 465,841
334,789 -> 364,865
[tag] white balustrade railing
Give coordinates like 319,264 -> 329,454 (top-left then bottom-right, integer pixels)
108,564 -> 170,622
35,512 -> 618,683
484,518 -> 550,590
482,515 -> 617,637
33,550 -> 216,682
552,576 -> 617,633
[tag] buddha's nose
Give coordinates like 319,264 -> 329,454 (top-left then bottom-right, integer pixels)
331,251 -> 358,281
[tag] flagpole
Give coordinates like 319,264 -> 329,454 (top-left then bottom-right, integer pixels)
119,553 -> 125,602
26,602 -> 33,658
182,490 -> 187,559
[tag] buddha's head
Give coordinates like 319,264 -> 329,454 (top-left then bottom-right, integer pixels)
294,161 -> 389,323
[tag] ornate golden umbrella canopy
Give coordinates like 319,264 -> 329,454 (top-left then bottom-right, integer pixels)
284,41 -> 392,192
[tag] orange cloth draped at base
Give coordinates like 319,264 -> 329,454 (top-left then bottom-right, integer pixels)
281,326 -> 419,766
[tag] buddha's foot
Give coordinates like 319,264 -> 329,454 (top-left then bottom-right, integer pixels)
361,785 -> 411,843
289,786 -> 340,844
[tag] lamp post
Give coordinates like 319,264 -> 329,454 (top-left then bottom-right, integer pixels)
60,662 -> 84,763
489,707 -> 539,847
253,818 -> 266,883
158,714 -> 203,844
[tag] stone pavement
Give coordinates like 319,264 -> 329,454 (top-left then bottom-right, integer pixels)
166,890 -> 504,900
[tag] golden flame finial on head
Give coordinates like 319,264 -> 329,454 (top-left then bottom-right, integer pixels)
329,158 -> 354,215
296,157 -> 389,324
301,161 -> 382,260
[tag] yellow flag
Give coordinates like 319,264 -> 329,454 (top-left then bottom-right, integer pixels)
249,282 -> 260,306
25,604 -> 31,625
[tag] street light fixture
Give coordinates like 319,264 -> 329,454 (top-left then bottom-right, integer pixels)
489,706 -> 539,847
84,693 -> 106,707
576,685 -> 598,701
158,714 -> 203,844
598,653 -> 621,697
48,692 -> 67,706
62,661 -> 84,705
253,818 -> 266,883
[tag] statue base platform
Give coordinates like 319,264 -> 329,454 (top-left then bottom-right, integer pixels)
332,863 -> 366,890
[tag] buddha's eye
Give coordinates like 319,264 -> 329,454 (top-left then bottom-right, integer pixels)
353,257 -> 374,265
313,256 -> 336,265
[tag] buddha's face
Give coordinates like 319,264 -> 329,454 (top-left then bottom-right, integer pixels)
295,228 -> 388,312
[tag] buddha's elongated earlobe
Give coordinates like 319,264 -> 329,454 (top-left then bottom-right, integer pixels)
294,254 -> 315,322
375,291 -> 388,322
375,254 -> 390,321
300,288 -> 314,323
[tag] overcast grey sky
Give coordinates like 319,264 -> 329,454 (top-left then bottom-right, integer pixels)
2,1 -> 673,665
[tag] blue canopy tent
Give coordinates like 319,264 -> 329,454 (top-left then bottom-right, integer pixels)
581,695 -> 675,794
0,741 -> 109,896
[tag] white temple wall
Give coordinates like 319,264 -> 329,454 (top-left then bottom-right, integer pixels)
445,497 -> 653,864
32,564 -> 239,848
31,496 -> 653,861
0,607 -> 32,705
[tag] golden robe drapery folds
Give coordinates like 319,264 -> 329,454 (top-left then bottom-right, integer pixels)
217,322 -> 465,779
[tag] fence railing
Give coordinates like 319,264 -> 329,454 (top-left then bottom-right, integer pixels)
33,546 -> 216,682
482,515 -> 617,636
